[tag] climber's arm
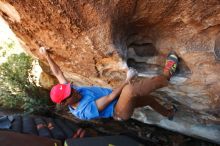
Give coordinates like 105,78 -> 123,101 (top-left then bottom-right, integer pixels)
95,81 -> 128,111
39,47 -> 67,84
95,68 -> 137,111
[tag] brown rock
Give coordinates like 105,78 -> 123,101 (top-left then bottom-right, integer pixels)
39,71 -> 58,90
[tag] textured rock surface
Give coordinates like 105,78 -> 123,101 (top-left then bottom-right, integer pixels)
1,0 -> 220,144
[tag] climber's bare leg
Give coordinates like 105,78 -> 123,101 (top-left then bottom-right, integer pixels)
135,95 -> 173,117
114,51 -> 179,120
114,75 -> 168,120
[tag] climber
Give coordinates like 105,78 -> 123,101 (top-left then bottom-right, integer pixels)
39,47 -> 178,121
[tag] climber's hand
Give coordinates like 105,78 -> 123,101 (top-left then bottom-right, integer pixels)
126,68 -> 138,83
39,47 -> 49,57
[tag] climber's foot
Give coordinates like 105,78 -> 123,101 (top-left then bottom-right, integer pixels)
168,105 -> 177,120
163,51 -> 178,80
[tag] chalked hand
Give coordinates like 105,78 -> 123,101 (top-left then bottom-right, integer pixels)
39,47 -> 48,56
126,67 -> 138,83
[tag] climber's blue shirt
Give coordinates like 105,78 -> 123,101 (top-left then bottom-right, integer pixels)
68,85 -> 117,120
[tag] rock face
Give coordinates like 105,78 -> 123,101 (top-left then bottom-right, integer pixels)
1,0 -> 220,144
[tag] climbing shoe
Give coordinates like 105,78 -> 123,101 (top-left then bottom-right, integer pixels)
163,51 -> 178,80
168,105 -> 178,121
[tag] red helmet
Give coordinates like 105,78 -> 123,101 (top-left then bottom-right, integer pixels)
50,83 -> 71,103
